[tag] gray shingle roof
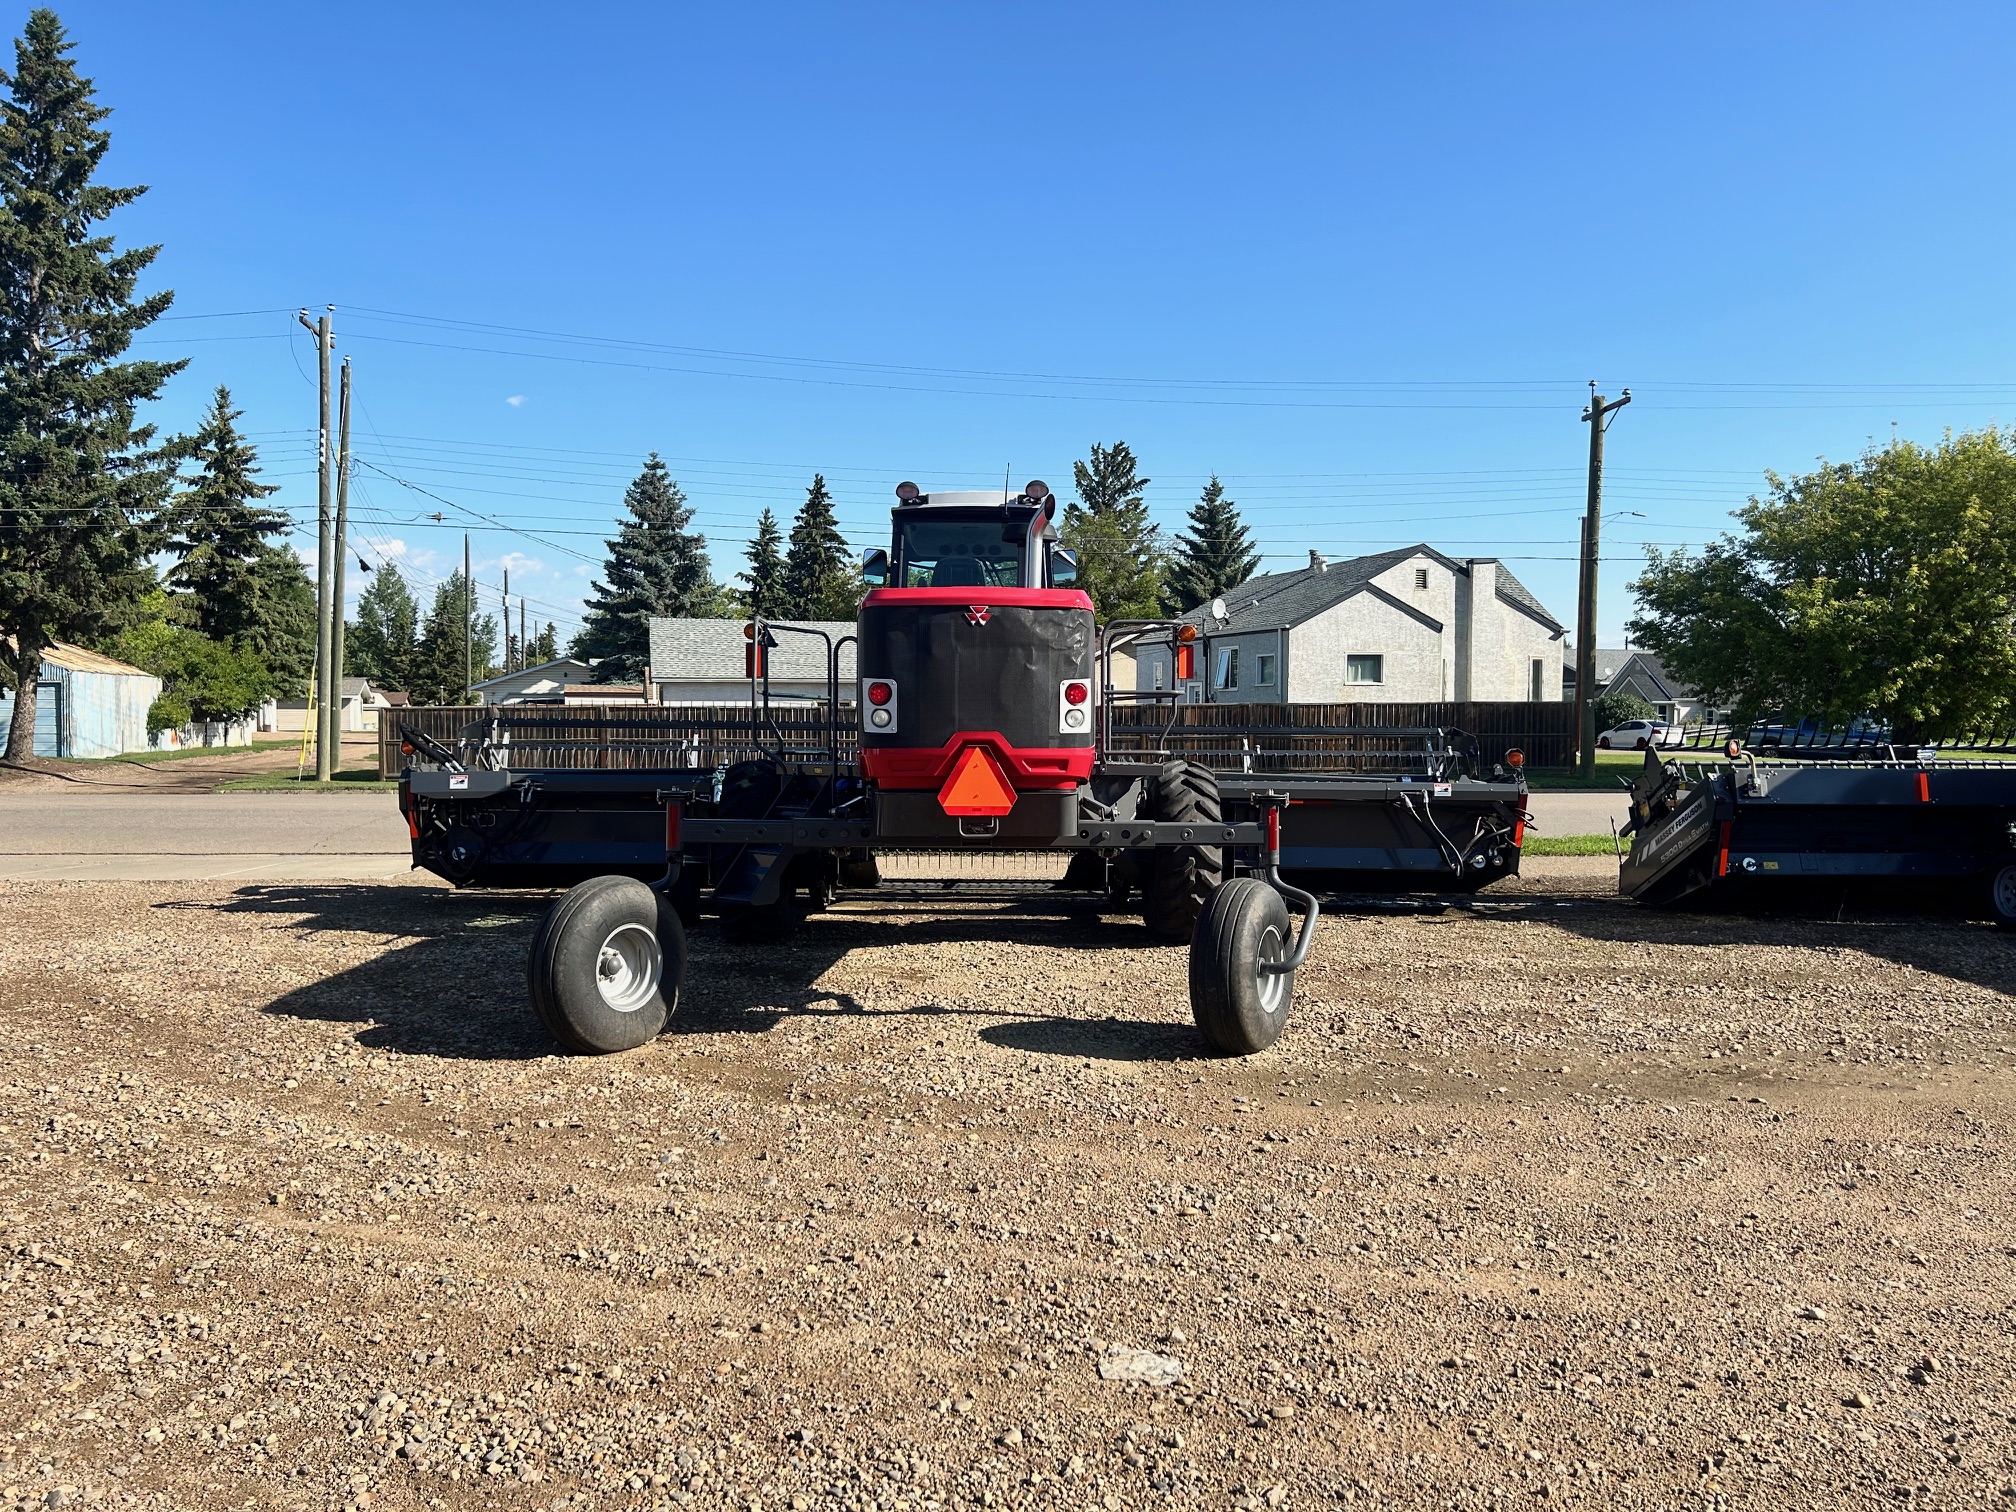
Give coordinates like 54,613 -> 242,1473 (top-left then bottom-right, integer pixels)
1184,546 -> 1562,635
649,618 -> 857,682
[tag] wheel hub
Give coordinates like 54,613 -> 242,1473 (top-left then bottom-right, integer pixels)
592,923 -> 663,1014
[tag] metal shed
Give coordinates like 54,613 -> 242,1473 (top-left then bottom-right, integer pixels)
0,642 -> 162,758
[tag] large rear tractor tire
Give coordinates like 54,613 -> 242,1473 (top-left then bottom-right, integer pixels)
1140,761 -> 1225,941
527,876 -> 685,1054
1189,877 -> 1295,1055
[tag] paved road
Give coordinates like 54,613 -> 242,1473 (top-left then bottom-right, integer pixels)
0,792 -> 412,880
1523,790 -> 1629,837
0,786 -> 1631,881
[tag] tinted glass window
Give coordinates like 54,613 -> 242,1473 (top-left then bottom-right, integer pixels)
898,519 -> 1025,588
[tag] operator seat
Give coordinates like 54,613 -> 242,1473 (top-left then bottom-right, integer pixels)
929,558 -> 987,587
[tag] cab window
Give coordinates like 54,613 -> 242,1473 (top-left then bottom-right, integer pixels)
897,518 -> 1025,588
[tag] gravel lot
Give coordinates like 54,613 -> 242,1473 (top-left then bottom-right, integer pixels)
3,870 -> 2013,1511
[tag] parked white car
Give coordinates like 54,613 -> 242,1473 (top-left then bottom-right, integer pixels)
1597,719 -> 1681,750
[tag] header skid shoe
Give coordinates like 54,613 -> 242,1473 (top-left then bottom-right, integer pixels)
938,744 -> 1017,817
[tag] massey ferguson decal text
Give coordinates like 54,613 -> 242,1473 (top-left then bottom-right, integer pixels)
965,605 -> 992,627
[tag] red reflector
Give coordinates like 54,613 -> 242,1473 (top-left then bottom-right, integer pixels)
1716,820 -> 1732,878
867,680 -> 893,706
745,644 -> 764,678
1265,806 -> 1281,856
1512,815 -> 1527,848
1916,771 -> 1930,803
937,745 -> 1016,816
1175,644 -> 1195,682
1063,680 -> 1089,705
665,802 -> 682,853
407,805 -> 420,840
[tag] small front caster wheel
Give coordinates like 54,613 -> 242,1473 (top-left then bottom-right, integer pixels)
1188,877 -> 1296,1055
528,876 -> 686,1053
1985,851 -> 2016,930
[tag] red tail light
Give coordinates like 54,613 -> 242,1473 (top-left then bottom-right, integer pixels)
867,680 -> 893,706
1063,680 -> 1089,705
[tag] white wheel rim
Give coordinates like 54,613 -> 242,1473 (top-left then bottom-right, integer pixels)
1255,924 -> 1290,1016
594,923 -> 662,1013
1995,866 -> 2016,919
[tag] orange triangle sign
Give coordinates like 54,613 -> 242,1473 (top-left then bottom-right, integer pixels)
937,744 -> 1017,817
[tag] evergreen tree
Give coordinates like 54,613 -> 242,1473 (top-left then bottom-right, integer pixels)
0,10 -> 184,761
1061,440 -> 1163,622
738,507 -> 788,618
241,543 -> 315,693
163,386 -> 286,642
345,561 -> 419,690
1162,475 -> 1260,614
572,454 -> 713,680
781,474 -> 859,621
527,621 -> 559,665
408,571 -> 496,705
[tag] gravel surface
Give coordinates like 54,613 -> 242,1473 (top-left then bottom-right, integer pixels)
2,873 -> 2013,1510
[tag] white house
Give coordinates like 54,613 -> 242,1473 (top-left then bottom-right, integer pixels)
648,619 -> 856,705
264,676 -> 394,733
470,657 -> 593,705
1137,546 -> 1566,704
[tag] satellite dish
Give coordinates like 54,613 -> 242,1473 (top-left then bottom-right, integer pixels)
1209,596 -> 1227,623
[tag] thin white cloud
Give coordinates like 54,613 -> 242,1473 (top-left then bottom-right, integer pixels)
498,551 -> 544,576
505,395 -> 526,408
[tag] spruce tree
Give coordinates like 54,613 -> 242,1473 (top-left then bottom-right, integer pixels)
409,571 -> 496,705
781,474 -> 859,621
345,561 -> 419,690
1163,475 -> 1260,613
527,621 -> 559,664
0,10 -> 184,760
241,543 -> 315,692
572,454 -> 713,680
1061,440 -> 1163,622
739,507 -> 788,618
164,385 -> 288,638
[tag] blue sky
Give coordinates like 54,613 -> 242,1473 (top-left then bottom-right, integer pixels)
49,0 -> 2016,647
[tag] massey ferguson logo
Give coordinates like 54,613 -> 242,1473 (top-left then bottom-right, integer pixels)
965,605 -> 991,627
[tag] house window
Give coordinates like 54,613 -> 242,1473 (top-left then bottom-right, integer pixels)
1256,653 -> 1276,688
1414,567 -> 1429,590
1214,647 -> 1239,690
1346,654 -> 1383,686
1530,658 -> 1544,701
1182,683 -> 1203,704
1152,660 -> 1165,691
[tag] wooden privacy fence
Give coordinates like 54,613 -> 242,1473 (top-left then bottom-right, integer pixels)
382,699 -> 1574,777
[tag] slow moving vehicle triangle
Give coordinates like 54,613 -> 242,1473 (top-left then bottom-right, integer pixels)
937,744 -> 1017,817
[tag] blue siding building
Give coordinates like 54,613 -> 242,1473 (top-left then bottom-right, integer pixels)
0,642 -> 161,758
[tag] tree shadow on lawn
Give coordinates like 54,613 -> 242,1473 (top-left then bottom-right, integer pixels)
173,883 -> 1204,1066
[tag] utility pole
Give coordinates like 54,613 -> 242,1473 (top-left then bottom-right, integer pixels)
520,598 -> 527,670
329,357 -> 353,769
1574,382 -> 1632,777
463,534 -> 474,703
502,567 -> 511,672
296,307 -> 334,780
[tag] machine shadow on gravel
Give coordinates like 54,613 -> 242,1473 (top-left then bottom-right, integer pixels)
189,885 -> 562,1062
190,885 -> 1209,1064
1541,885 -> 2016,997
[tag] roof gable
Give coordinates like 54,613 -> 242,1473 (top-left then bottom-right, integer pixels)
649,618 -> 857,682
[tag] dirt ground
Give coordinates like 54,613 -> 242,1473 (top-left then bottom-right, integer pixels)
2,868 -> 2013,1511
0,735 -> 377,795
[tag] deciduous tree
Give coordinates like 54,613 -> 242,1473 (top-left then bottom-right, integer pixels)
1630,428 -> 2016,743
